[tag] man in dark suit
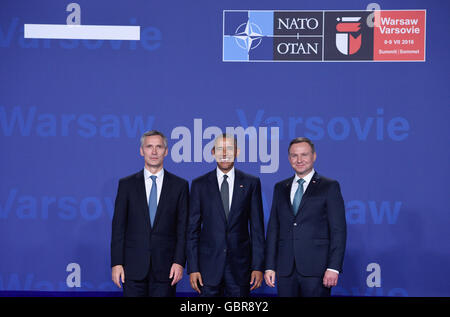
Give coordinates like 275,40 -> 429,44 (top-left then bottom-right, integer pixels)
265,137 -> 346,297
187,133 -> 265,297
111,130 -> 189,297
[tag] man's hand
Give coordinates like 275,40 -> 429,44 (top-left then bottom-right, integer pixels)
250,270 -> 263,291
264,270 -> 276,287
169,263 -> 184,286
189,272 -> 203,294
323,270 -> 339,288
112,265 -> 125,288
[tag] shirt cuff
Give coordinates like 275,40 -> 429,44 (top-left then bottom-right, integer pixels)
327,268 -> 339,274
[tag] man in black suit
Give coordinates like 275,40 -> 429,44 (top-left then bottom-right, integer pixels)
111,130 -> 189,297
264,137 -> 346,297
187,133 -> 265,297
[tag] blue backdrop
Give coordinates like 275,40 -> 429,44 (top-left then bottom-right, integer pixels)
1,0 -> 449,296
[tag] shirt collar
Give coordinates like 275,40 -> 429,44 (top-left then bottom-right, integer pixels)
144,167 -> 164,180
216,166 -> 235,181
294,168 -> 315,184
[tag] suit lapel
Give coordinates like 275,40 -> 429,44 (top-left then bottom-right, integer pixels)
207,170 -> 227,224
152,170 -> 171,229
228,169 -> 244,221
297,172 -> 321,215
136,170 -> 151,231
283,176 -> 295,215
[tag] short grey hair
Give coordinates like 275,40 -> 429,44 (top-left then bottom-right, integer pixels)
140,130 -> 168,148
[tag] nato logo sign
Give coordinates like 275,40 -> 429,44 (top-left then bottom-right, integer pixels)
223,11 -> 274,61
223,10 -> 426,62
223,10 -> 322,61
272,11 -> 323,61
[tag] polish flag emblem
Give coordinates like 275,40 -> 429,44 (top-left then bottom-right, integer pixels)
335,17 -> 362,55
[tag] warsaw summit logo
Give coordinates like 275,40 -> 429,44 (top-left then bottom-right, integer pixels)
335,17 -> 363,55
223,10 -> 425,62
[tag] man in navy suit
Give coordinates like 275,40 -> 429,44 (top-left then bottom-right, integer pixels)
111,130 -> 189,297
265,137 -> 346,297
187,133 -> 265,297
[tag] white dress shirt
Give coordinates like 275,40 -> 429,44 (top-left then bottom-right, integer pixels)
216,167 -> 234,210
144,167 -> 164,206
290,168 -> 315,205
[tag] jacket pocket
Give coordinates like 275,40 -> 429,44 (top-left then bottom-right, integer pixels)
313,239 -> 330,246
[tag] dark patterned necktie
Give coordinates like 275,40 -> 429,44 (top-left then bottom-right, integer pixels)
221,174 -> 229,219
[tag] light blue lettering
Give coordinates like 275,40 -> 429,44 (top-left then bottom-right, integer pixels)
388,117 -> 409,141
58,197 -> 77,220
122,115 -> 155,138
80,197 -> 102,220
304,116 -> 324,140
100,114 -> 120,138
346,200 -> 401,224
352,117 -> 374,140
36,114 -> 57,137
369,201 -> 402,224
0,106 -> 36,136
77,114 -> 97,138
140,27 -> 162,51
235,109 -> 264,129
0,17 -> 18,47
328,117 -> 350,140
0,188 -> 18,218
0,273 -> 34,290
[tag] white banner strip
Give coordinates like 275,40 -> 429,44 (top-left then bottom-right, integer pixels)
341,17 -> 361,22
24,24 -> 140,40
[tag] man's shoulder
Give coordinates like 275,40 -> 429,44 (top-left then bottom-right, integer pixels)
274,176 -> 294,189
119,170 -> 142,183
315,173 -> 340,186
235,169 -> 260,183
191,170 -> 214,185
191,168 -> 263,185
164,170 -> 188,186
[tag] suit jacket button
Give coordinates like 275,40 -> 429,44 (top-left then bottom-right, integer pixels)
293,223 -> 297,226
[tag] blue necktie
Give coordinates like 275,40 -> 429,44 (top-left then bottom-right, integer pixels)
148,175 -> 157,227
292,178 -> 305,216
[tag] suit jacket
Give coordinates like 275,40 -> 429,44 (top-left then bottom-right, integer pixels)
265,172 -> 346,277
111,169 -> 189,281
186,168 -> 265,286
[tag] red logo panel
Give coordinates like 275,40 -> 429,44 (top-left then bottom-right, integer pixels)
373,10 -> 426,61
